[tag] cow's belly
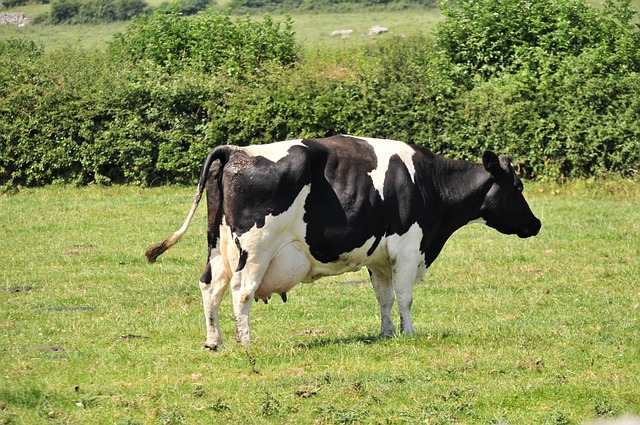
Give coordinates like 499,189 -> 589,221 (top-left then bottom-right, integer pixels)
255,242 -> 311,299
254,235 -> 383,299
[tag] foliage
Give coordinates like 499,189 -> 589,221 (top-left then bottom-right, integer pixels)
50,0 -> 80,22
155,0 -> 212,15
0,45 -> 221,187
435,0 -> 640,86
110,8 -> 297,76
49,0 -> 146,23
1,0 -> 28,8
0,11 -> 298,188
436,0 -> 609,81
432,0 -> 640,177
226,0 -> 437,13
2,1 -> 640,188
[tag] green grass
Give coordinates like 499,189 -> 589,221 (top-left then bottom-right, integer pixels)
1,181 -> 639,424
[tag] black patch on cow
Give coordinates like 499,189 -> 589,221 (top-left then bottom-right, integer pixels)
200,262 -> 212,284
407,145 -> 494,267
382,153 -> 425,237
205,159 -> 225,253
235,237 -> 249,272
367,235 -> 382,256
301,136 -> 388,263
222,145 -> 311,236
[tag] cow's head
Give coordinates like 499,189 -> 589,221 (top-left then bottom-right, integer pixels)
480,151 -> 541,238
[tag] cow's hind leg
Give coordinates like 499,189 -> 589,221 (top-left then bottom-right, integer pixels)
368,267 -> 396,337
199,255 -> 230,351
229,260 -> 271,345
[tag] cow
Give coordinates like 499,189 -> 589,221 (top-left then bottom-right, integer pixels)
145,135 -> 541,350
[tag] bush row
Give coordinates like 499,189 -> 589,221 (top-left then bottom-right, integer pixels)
48,0 -> 146,23
1,1 -> 639,189
225,0 -> 437,13
41,0 -> 215,24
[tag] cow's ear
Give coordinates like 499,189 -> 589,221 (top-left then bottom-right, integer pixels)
482,151 -> 503,177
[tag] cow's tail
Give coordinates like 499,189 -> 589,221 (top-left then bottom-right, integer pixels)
145,146 -> 232,263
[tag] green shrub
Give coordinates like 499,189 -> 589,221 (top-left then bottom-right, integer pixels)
435,0 -> 640,83
50,0 -> 81,23
49,0 -> 145,23
110,8 -> 297,76
226,0 -> 437,13
155,0 -> 211,15
1,0 -> 28,7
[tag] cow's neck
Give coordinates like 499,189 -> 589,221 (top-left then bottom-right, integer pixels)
422,160 -> 491,266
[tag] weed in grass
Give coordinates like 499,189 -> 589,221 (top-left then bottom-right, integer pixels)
315,405 -> 368,425
157,410 -> 186,425
208,397 -> 230,412
258,392 -> 282,417
116,418 -> 143,425
544,410 -> 573,425
191,383 -> 205,398
0,387 -> 44,410
594,396 -> 619,418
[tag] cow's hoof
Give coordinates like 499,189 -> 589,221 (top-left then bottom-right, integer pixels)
204,342 -> 220,351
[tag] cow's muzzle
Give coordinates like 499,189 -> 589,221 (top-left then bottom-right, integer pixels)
518,218 -> 542,238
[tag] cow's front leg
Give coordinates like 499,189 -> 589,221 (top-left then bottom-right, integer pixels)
368,267 -> 396,337
396,288 -> 415,335
199,256 -> 229,350
392,261 -> 426,335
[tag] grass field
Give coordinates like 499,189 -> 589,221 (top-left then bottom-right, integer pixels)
1,181 -> 638,424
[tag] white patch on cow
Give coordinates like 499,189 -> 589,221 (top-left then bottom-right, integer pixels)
356,136 -> 416,200
385,222 -> 428,285
232,185 -> 312,294
244,139 -> 303,163
384,222 -> 427,334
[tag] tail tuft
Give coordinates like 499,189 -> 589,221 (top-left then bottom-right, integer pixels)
145,240 -> 169,263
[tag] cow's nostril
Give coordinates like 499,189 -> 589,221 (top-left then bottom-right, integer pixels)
528,220 -> 542,236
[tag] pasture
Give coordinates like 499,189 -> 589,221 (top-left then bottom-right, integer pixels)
1,181 -> 638,424
0,7 -> 445,50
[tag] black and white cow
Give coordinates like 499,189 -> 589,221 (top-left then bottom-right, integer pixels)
146,135 -> 541,350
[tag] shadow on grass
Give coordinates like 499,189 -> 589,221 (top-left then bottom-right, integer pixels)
296,333 -> 387,349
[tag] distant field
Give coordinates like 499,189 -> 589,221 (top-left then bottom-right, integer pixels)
1,181 -> 639,424
0,7 -> 443,50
